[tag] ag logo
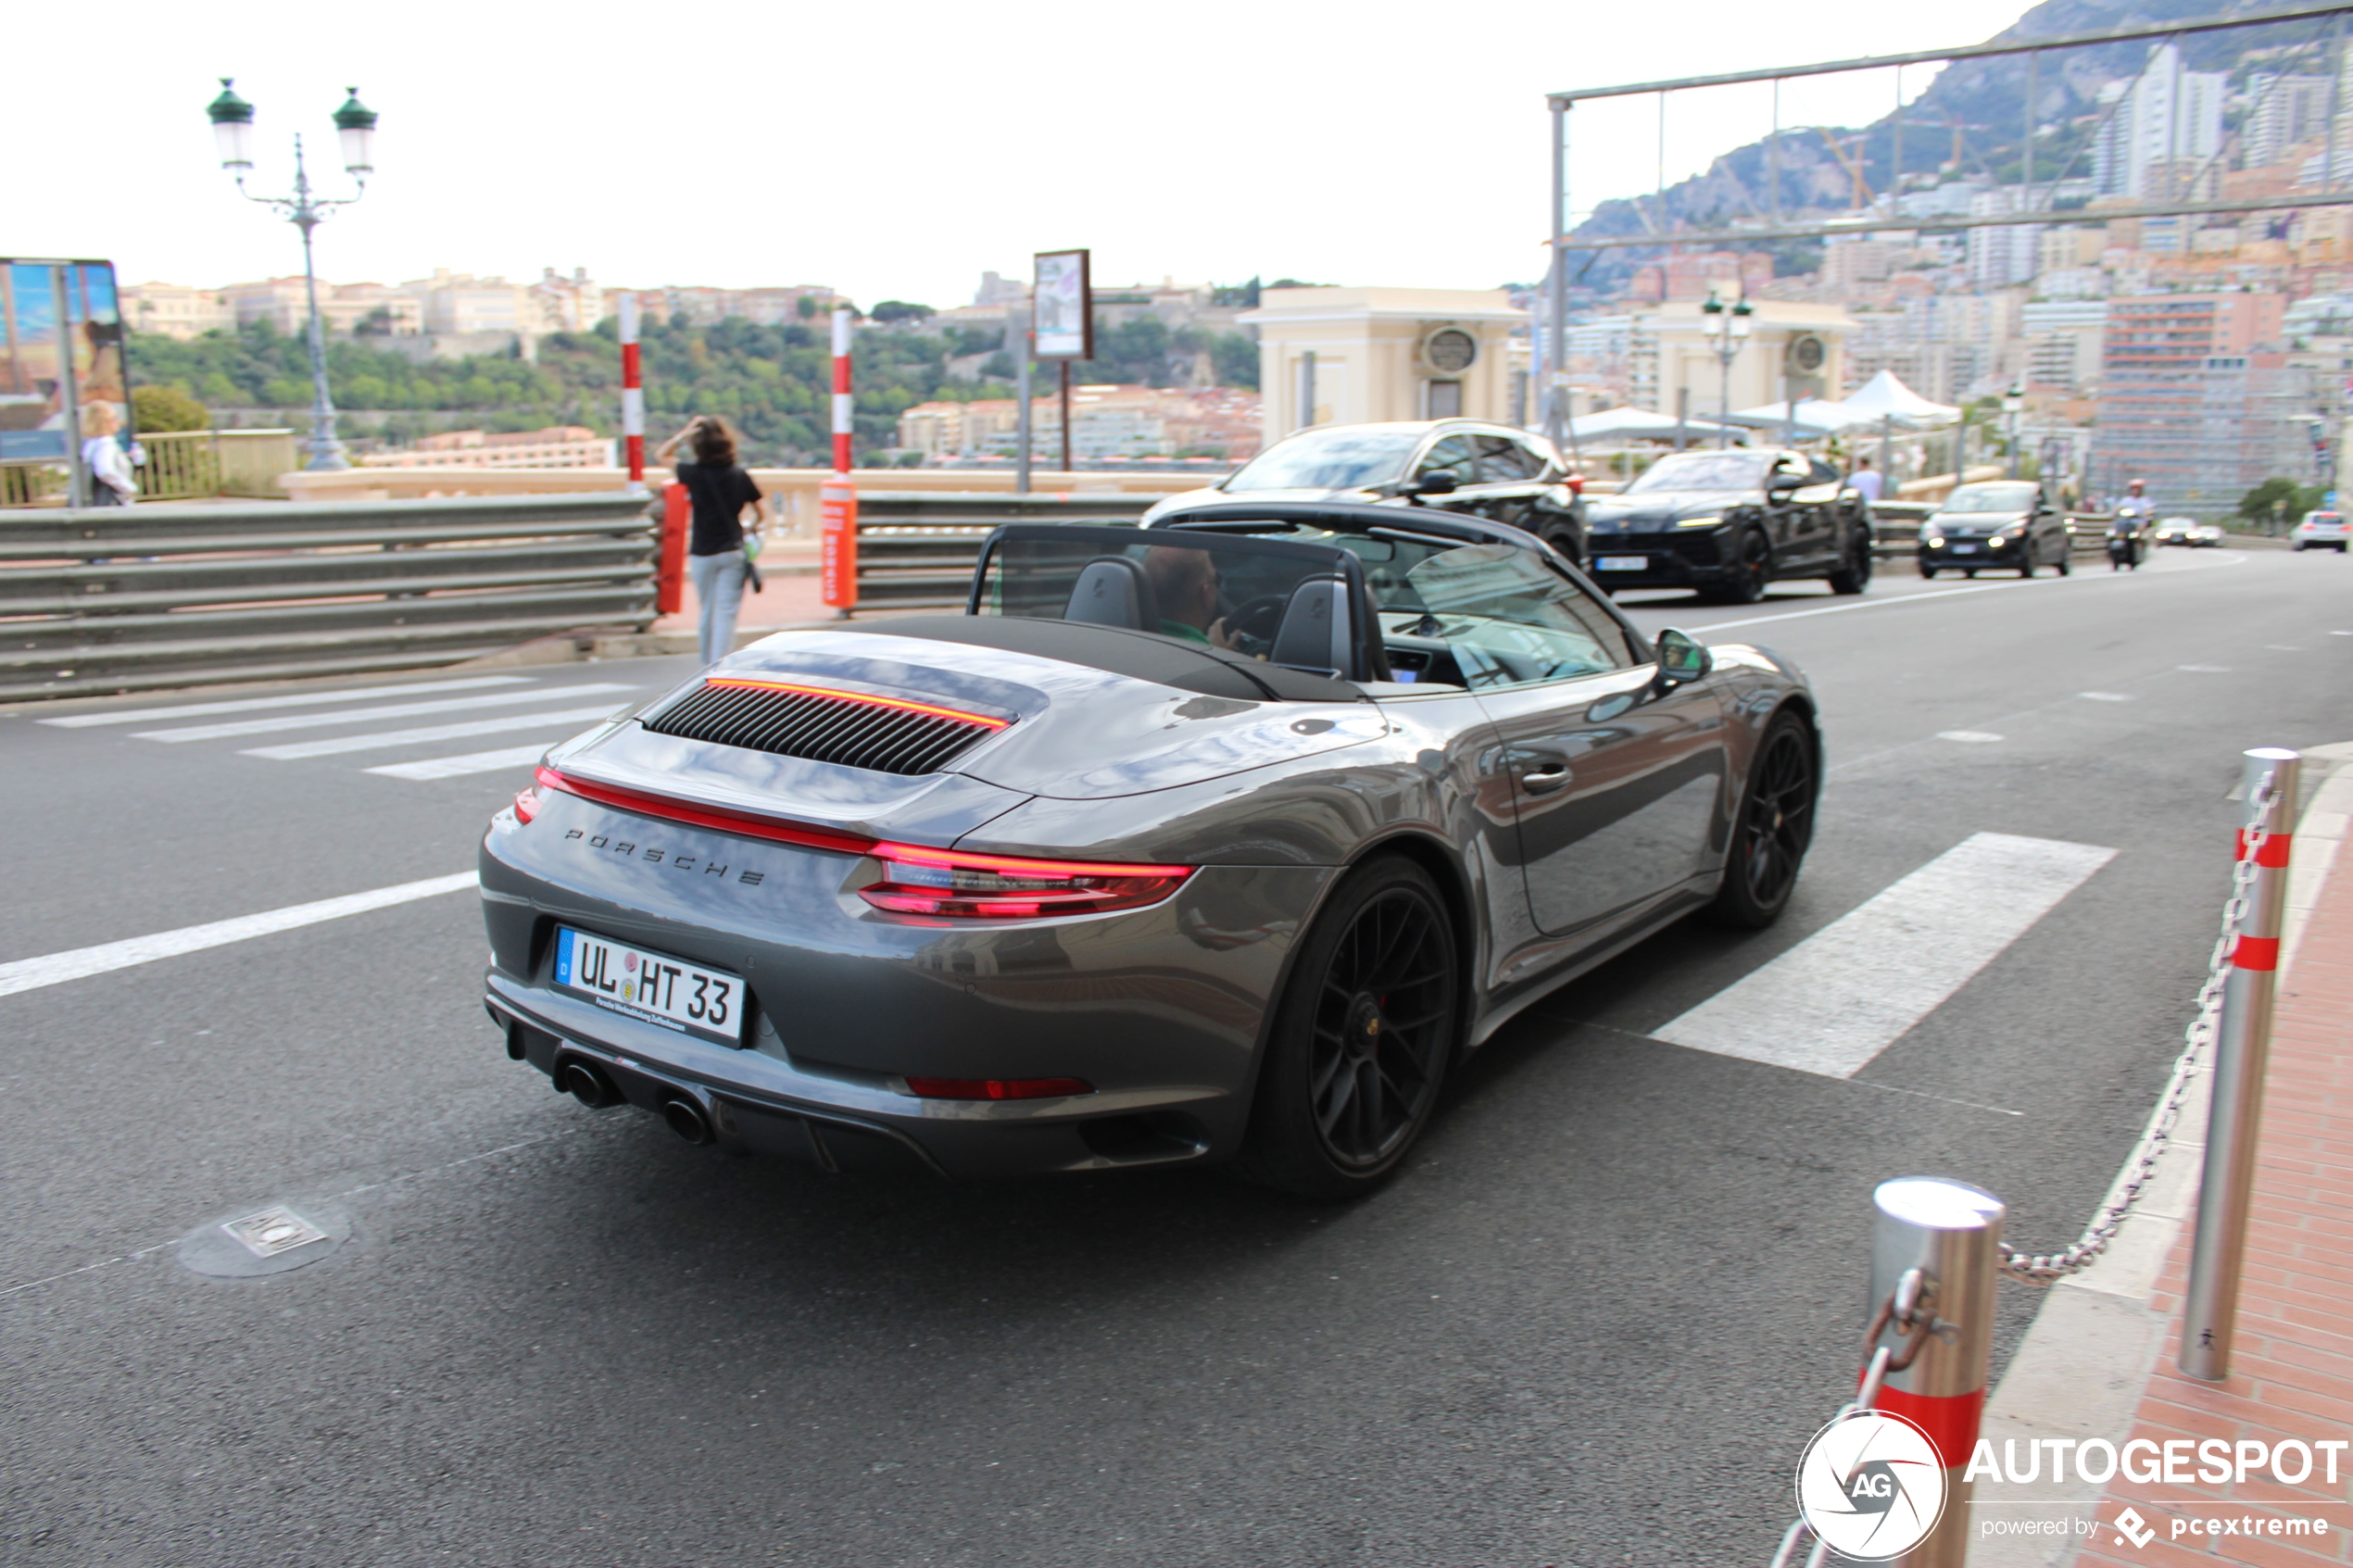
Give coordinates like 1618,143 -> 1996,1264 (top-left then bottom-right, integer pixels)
1794,1409 -> 1946,1561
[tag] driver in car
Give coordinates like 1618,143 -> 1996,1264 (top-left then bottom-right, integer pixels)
1145,546 -> 1241,650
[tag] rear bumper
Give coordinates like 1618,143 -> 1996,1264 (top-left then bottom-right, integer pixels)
477,789 -> 1331,1178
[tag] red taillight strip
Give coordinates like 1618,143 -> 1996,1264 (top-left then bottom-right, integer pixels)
699,676 -> 1011,731
871,841 -> 1193,879
535,766 -> 876,855
534,767 -> 1195,886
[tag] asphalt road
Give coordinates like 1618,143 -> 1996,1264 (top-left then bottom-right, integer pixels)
2,546 -> 2348,1566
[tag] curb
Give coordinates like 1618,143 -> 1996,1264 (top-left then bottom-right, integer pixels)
1965,742 -> 2353,1565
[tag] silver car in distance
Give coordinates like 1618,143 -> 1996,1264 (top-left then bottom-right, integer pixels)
478,501 -> 1820,1198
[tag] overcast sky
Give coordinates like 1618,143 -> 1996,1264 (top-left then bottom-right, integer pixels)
12,0 -> 2033,308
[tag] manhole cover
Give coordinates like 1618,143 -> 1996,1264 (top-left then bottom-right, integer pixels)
178,1202 -> 349,1279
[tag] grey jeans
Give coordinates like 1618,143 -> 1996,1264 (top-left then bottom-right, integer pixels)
687,549 -> 748,666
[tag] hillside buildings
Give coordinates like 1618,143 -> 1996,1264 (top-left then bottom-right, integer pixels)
896,386 -> 1262,463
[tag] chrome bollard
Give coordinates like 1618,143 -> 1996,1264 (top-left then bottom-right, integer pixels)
1867,1177 -> 2005,1568
2180,746 -> 2300,1382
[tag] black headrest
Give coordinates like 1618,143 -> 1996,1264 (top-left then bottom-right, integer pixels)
1267,576 -> 1353,677
1064,557 -> 1158,631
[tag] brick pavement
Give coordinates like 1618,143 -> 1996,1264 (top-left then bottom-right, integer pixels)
2070,810 -> 2353,1564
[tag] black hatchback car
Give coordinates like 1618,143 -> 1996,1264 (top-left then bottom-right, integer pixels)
1917,481 -> 2070,578
1139,420 -> 1589,566
1579,448 -> 1875,603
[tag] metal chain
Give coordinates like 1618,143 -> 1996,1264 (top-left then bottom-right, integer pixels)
1994,771 -> 2283,1286
1766,1329 -> 1901,1568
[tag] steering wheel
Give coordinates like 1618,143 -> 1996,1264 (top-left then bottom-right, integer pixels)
1220,593 -> 1291,656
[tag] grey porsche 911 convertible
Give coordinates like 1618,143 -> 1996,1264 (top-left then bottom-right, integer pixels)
479,501 -> 1819,1197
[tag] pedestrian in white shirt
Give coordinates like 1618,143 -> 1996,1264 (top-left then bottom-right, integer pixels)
79,403 -> 138,507
1847,454 -> 1884,504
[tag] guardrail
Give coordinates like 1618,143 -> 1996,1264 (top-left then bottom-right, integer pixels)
0,494 -> 658,702
848,491 -> 1160,612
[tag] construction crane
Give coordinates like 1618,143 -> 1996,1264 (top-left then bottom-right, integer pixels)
1814,127 -> 1872,209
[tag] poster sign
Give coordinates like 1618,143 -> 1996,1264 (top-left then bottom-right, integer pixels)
1031,249 -> 1092,360
0,259 -> 129,462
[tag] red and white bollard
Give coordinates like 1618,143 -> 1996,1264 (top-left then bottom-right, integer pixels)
619,292 -> 645,494
824,307 -> 858,615
831,307 -> 854,477
2181,746 -> 2301,1381
1867,1176 -> 2004,1568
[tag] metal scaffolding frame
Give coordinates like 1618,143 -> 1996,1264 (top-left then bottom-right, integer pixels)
1541,0 -> 2353,449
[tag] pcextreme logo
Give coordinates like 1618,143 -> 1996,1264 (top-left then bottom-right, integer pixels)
1795,1410 -> 1946,1561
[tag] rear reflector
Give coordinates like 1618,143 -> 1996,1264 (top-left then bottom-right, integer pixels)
901,1076 -> 1093,1100
859,841 -> 1192,920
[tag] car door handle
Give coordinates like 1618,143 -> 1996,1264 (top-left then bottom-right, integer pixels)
1516,758 -> 1573,796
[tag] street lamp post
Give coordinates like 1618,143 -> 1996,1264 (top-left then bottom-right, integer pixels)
206,79 -> 379,472
2002,385 -> 2025,480
1699,293 -> 1752,450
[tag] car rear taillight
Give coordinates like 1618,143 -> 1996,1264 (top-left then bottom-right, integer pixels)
859,843 -> 1193,920
511,784 -> 542,823
901,1076 -> 1093,1100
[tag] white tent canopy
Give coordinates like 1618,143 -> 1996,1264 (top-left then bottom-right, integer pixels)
1567,405 -> 1738,442
1729,396 -> 1871,436
1838,370 -> 1959,427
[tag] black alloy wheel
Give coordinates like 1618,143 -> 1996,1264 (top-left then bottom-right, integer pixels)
1237,857 -> 1459,1198
1708,710 -> 1817,929
2019,539 -> 2037,578
1827,524 -> 1873,595
1706,528 -> 1771,605
1919,559 -> 1939,579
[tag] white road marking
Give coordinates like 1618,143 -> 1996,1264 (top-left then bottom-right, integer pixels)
0,872 -> 478,1001
2079,692 -> 2133,702
239,704 -> 628,759
36,676 -> 535,727
134,684 -> 636,742
1687,549 -> 2247,638
365,744 -> 553,781
1652,833 -> 2117,1078
1937,731 -> 2004,743
2178,664 -> 2231,672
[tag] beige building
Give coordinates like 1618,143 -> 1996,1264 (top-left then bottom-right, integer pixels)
360,426 -> 614,470
120,282 -> 235,340
1620,299 -> 1858,422
220,277 -> 422,337
1239,288 -> 1524,443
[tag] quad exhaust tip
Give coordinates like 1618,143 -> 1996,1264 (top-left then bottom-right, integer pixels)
660,1096 -> 714,1145
560,1059 -> 621,1110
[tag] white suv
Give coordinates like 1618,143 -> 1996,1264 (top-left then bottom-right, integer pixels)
2293,510 -> 2349,553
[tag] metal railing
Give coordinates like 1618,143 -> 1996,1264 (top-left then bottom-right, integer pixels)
846,491 -> 1159,612
0,493 -> 658,702
2,430 -> 299,509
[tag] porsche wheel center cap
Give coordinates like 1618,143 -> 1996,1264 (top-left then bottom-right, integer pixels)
1346,997 -> 1386,1060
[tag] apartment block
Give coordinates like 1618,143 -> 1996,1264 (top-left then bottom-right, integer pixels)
2092,293 -> 2296,507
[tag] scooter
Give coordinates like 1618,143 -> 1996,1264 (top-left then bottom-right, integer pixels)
2107,527 -> 2142,571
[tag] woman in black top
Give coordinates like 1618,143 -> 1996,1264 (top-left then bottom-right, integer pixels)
656,415 -> 772,664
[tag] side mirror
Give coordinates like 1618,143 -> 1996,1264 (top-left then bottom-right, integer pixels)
1656,628 -> 1712,685
1410,470 -> 1459,497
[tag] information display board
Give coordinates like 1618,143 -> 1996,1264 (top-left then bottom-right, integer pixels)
0,259 -> 129,462
1031,249 -> 1092,360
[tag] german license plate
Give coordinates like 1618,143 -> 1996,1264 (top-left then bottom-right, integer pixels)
554,926 -> 743,1045
1596,556 -> 1646,571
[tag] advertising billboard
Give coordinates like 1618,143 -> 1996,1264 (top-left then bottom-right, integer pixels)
1032,249 -> 1092,360
0,258 -> 129,463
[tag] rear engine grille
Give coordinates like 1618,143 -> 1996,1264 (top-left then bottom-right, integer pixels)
642,677 -> 1009,776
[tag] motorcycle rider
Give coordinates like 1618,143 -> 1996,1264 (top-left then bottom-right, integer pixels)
2108,479 -> 2153,571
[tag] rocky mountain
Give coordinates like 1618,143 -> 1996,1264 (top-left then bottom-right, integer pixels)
1567,0 -> 2339,287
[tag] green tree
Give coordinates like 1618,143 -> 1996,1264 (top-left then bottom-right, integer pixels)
871,300 -> 935,323
131,383 -> 209,432
2238,476 -> 2324,524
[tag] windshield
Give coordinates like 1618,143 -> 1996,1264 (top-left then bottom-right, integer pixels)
1625,451 -> 1774,494
1941,483 -> 2040,514
1224,429 -> 1421,492
974,528 -> 1356,663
